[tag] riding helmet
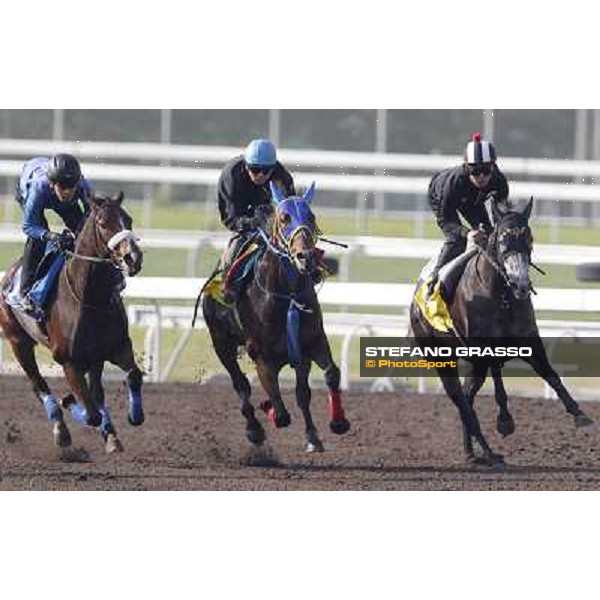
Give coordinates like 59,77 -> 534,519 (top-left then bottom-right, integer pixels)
464,132 -> 497,165
244,139 -> 277,167
46,153 -> 82,188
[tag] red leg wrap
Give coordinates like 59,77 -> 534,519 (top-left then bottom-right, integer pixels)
328,390 -> 345,422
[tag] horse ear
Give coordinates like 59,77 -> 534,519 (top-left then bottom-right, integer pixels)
115,190 -> 124,205
302,181 -> 316,204
491,200 -> 508,222
522,196 -> 534,221
89,193 -> 105,210
269,181 -> 286,204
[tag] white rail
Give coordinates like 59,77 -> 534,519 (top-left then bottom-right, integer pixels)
1,226 -> 599,267
3,137 -> 600,178
2,158 -> 600,202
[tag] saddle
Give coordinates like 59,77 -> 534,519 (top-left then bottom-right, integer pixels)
415,247 -> 477,333
204,242 -> 264,307
4,250 -> 66,322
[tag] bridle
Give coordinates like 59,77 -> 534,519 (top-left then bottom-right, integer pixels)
64,212 -> 138,269
63,208 -> 139,307
477,222 -> 539,300
252,200 -> 321,310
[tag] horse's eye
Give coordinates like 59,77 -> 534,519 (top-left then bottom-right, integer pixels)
280,214 -> 291,225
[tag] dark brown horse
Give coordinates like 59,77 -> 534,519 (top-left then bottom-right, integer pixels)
0,191 -> 145,453
201,182 -> 350,453
410,198 -> 593,466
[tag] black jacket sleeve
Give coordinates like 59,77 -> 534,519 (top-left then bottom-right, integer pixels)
217,167 -> 245,232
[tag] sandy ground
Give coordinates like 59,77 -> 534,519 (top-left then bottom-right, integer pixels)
1,374 -> 600,490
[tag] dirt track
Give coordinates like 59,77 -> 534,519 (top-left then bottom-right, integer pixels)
1,374 -> 600,490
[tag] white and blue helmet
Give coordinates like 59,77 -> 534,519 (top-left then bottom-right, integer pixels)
244,139 -> 277,167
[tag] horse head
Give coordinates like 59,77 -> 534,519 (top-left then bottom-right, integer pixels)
490,197 -> 534,300
269,181 -> 321,275
85,191 -> 143,276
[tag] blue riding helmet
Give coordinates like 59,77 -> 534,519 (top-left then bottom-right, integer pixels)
244,139 -> 277,167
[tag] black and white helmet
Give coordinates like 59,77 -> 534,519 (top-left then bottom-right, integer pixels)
464,132 -> 497,165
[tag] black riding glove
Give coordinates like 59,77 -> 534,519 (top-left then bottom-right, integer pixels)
44,230 -> 74,252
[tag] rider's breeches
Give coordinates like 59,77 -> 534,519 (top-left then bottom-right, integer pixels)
434,229 -> 467,274
219,233 -> 249,273
20,236 -> 46,296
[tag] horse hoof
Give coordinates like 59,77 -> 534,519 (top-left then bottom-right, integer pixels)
105,434 -> 124,454
329,418 -> 350,435
575,413 -> 594,428
53,421 -> 72,447
86,411 -> 102,428
246,425 -> 266,446
273,412 -> 291,429
466,453 -> 505,469
59,394 -> 77,410
497,416 -> 516,437
306,440 -> 325,453
128,409 -> 145,427
488,453 -> 506,469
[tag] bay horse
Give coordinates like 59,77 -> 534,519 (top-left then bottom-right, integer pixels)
0,191 -> 145,453
410,197 -> 593,466
201,182 -> 350,453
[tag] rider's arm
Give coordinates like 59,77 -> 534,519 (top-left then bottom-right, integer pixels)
217,166 -> 248,232
22,183 -> 50,240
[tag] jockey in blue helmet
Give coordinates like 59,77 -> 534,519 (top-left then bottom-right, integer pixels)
216,139 -> 295,301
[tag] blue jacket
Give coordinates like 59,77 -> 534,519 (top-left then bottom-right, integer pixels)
19,157 -> 92,240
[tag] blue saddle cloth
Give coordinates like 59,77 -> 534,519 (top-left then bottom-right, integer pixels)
5,247 -> 66,321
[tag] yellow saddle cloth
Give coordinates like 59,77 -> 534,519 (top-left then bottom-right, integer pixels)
414,278 -> 455,333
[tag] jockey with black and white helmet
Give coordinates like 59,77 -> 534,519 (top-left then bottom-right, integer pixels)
426,132 -> 510,298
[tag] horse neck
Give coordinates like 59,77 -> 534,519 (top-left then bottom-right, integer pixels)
257,247 -> 292,293
64,218 -> 113,303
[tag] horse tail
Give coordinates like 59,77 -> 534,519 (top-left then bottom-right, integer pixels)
191,281 -> 207,328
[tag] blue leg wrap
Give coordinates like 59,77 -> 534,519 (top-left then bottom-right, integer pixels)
287,303 -> 301,368
99,406 -> 115,438
41,394 -> 61,423
69,403 -> 89,425
128,388 -> 144,425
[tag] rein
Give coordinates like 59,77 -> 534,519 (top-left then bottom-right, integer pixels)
63,228 -> 137,267
254,227 -> 313,311
62,224 -> 136,308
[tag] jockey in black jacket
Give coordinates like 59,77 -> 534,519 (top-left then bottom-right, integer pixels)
426,132 -> 510,298
216,139 -> 295,300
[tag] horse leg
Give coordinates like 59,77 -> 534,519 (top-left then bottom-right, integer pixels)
461,362 -> 489,458
491,365 -> 515,436
438,367 -> 503,467
8,335 -> 71,447
61,363 -> 102,427
295,359 -> 324,453
89,363 -> 123,454
311,337 -> 350,435
211,331 -> 265,446
110,341 -> 145,426
255,358 -> 291,428
522,340 -> 593,428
